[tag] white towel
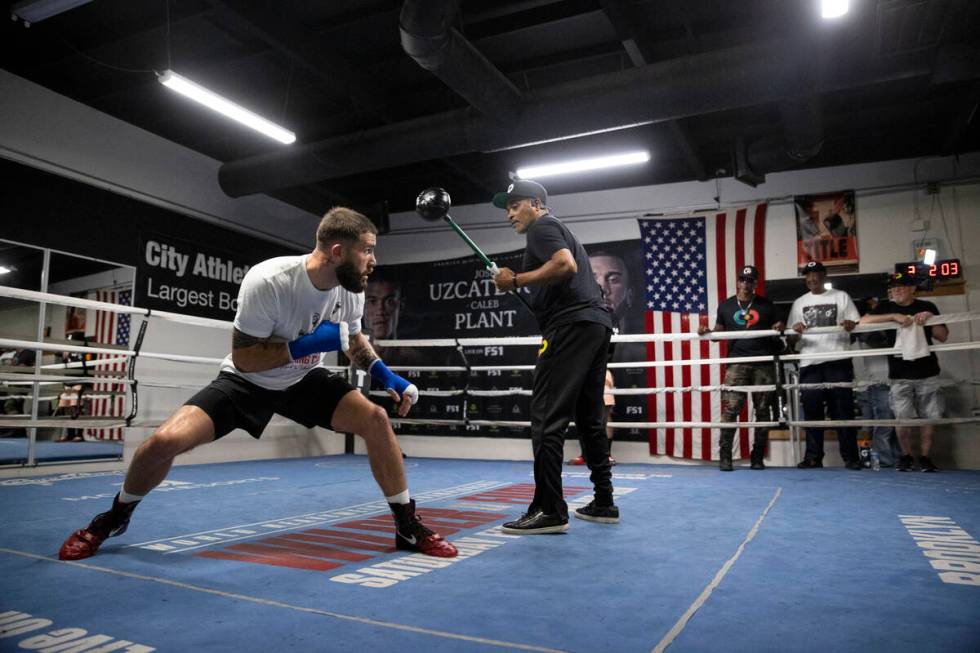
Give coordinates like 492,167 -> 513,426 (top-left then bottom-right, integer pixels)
896,325 -> 930,361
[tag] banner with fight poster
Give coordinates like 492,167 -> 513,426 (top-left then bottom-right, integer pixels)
368,239 -> 650,442
794,190 -> 859,274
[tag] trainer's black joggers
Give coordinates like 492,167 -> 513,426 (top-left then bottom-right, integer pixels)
529,321 -> 613,519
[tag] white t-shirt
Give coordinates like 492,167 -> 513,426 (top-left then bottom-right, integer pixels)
219,255 -> 364,390
787,288 -> 859,367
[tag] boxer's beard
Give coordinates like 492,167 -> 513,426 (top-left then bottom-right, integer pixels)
336,259 -> 366,293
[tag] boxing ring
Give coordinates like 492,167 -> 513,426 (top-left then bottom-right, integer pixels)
3,283 -> 980,463
2,285 -> 980,652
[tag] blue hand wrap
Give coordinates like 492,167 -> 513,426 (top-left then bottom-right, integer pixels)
369,359 -> 410,394
287,321 -> 345,360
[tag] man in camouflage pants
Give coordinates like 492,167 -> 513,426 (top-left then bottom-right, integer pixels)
699,265 -> 784,471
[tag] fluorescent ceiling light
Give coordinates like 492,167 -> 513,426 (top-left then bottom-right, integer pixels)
516,151 -> 650,179
488,122 -> 654,152
922,248 -> 937,265
11,0 -> 93,24
821,0 -> 848,19
158,70 -> 296,145
0,265 -> 14,275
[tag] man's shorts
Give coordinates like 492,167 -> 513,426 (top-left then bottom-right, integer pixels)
185,368 -> 356,439
888,376 -> 944,420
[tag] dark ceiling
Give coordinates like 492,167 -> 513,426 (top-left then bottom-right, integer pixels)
4,0 -> 980,221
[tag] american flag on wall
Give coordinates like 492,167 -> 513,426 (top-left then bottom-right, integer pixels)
86,288 -> 132,441
639,204 -> 767,461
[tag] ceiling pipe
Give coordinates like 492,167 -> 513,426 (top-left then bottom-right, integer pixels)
736,96 -> 825,186
219,41 -> 936,198
399,0 -> 523,123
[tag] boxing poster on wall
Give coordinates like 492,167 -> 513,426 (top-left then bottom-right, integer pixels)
794,190 -> 859,274
366,239 -> 650,442
135,231 -> 255,321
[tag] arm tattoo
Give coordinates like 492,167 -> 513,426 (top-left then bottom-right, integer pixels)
348,333 -> 380,370
232,328 -> 279,351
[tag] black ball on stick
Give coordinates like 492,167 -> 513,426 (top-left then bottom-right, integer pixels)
416,187 -> 452,222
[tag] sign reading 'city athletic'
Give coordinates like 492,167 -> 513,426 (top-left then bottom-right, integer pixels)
135,231 -> 252,320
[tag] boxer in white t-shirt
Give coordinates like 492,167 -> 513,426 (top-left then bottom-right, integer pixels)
60,207 -> 457,560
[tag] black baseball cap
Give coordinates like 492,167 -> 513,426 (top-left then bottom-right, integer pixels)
492,179 -> 548,209
737,265 -> 758,281
802,261 -> 826,274
887,272 -> 916,287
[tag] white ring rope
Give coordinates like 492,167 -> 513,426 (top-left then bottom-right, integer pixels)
0,285 -> 232,330
611,385 -> 777,395
393,339 -> 980,373
0,337 -> 224,366
0,418 -> 148,429
467,389 -> 533,397
0,374 -> 128,384
608,421 -> 782,429
41,356 -> 130,370
390,418 -> 468,426
781,340 -> 980,363
387,366 -> 468,372
470,365 -> 536,371
368,390 -> 465,398
0,416 -> 304,430
5,286 -> 978,436
789,417 -> 980,428
3,285 -> 976,347
371,312 -> 980,347
5,414 -> 976,430
0,375 -> 132,386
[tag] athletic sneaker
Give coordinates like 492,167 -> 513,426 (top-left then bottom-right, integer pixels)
501,510 -> 569,534
568,456 -> 586,466
573,501 -> 620,524
919,456 -> 939,473
59,496 -> 138,561
59,528 -> 108,561
392,500 -> 458,557
896,454 -> 915,472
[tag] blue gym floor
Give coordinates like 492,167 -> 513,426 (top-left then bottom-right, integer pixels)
2,455 -> 978,652
0,436 -> 123,465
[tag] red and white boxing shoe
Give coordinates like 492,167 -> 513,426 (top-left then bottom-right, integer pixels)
59,498 -> 137,560
391,500 -> 458,558
59,528 -> 108,561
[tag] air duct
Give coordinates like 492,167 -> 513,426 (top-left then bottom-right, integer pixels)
399,0 -> 523,123
219,42 -> 933,198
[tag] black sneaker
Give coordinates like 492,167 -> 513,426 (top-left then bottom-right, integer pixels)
797,458 -> 823,469
896,454 -> 914,472
844,460 -> 863,471
501,509 -> 568,534
574,501 -> 619,524
919,456 -> 939,473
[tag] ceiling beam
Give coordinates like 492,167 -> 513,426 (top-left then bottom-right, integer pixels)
205,0 -> 394,121
599,0 -> 708,180
219,41 -> 941,197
